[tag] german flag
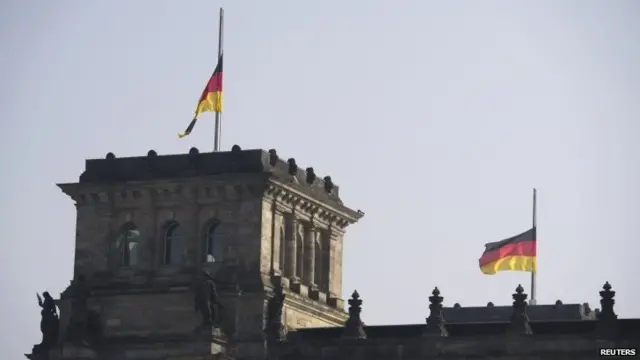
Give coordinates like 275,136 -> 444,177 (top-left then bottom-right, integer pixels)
479,227 -> 536,275
178,54 -> 223,138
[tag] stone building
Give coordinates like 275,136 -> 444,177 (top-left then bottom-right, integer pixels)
26,146 -> 640,360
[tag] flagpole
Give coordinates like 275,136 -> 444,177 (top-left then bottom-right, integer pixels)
530,188 -> 537,305
214,8 -> 224,152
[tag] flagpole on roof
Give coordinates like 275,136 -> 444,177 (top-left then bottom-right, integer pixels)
530,188 -> 537,305
214,7 -> 224,152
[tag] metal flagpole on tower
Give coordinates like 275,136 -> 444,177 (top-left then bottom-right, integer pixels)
530,188 -> 537,305
214,8 -> 224,152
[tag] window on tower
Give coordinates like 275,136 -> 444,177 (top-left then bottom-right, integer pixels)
116,222 -> 141,267
205,219 -> 225,263
164,222 -> 184,265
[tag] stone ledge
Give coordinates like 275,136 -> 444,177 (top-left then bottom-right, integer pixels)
327,295 -> 344,310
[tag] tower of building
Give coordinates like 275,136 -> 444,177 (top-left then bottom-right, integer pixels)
44,146 -> 363,359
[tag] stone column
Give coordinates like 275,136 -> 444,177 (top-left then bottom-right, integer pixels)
303,224 -> 316,289
284,214 -> 299,282
295,224 -> 304,280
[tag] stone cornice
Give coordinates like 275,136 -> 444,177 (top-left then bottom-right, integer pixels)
58,175 -> 269,208
265,181 -> 362,230
283,289 -> 347,326
59,175 -> 364,231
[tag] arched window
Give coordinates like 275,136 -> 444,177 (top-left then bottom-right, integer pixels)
164,222 -> 184,265
205,220 -> 225,263
116,223 -> 140,267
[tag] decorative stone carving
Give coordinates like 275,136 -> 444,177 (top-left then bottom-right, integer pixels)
287,158 -> 298,176
268,149 -> 278,166
423,287 -> 448,337
509,284 -> 532,335
323,176 -> 333,193
342,290 -> 367,339
264,281 -> 286,342
25,292 -> 59,359
194,271 -> 223,327
305,167 -> 316,184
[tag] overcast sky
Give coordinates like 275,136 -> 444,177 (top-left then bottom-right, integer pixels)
1,1 -> 639,358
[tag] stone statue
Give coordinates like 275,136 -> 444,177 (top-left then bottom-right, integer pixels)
26,292 -> 59,358
38,292 -> 59,345
194,271 -> 223,327
264,284 -> 286,342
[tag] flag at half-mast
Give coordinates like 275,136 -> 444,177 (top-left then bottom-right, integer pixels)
178,54 -> 223,138
478,227 -> 536,275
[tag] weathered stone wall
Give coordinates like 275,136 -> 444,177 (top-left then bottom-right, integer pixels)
284,305 -> 338,329
74,199 -> 111,275
94,292 -> 199,336
282,290 -> 348,330
235,292 -> 268,341
62,177 -> 266,282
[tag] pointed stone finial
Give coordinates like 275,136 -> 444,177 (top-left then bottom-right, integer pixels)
264,282 -> 286,342
509,284 -> 532,335
423,287 -> 448,337
341,290 -> 366,339
513,284 -> 527,304
595,281 -> 618,339
599,281 -> 617,320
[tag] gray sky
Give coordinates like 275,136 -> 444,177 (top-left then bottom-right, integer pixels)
1,0 -> 638,357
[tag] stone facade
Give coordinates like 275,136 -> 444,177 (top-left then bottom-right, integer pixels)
25,146 -> 639,360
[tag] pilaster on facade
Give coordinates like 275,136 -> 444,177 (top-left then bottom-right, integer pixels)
303,223 -> 317,290
264,181 -> 362,311
287,215 -> 299,283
